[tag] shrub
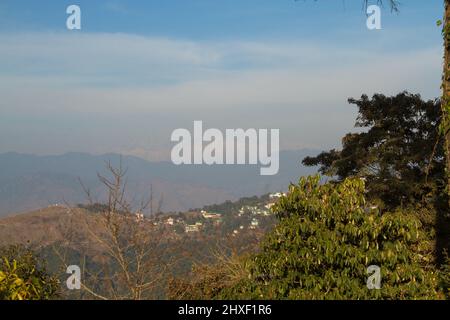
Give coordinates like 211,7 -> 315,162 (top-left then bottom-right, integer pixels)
168,251 -> 250,300
220,176 -> 442,299
0,245 -> 59,300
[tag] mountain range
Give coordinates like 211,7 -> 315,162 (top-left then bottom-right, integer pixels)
0,150 -> 319,217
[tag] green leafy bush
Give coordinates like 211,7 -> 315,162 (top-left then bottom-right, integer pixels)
440,255 -> 450,299
219,176 -> 443,299
0,245 -> 59,300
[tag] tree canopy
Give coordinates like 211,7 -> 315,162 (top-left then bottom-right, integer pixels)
302,92 -> 444,209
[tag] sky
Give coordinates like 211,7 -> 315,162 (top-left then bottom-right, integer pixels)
0,0 -> 444,161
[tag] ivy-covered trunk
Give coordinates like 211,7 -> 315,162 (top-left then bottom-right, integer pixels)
443,0 -> 450,203
437,0 -> 450,266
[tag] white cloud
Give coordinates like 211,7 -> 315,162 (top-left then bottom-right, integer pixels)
0,32 -> 443,158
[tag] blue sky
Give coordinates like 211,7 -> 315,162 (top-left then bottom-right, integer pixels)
0,0 -> 445,160
0,1 -> 442,41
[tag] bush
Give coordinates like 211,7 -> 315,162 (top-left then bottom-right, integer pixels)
218,176 -> 443,299
440,255 -> 450,299
167,251 -> 250,300
0,245 -> 59,300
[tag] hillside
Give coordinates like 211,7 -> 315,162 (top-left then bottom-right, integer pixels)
0,192 -> 278,247
0,194 -> 279,299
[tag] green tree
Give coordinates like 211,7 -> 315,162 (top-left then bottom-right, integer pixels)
362,0 -> 450,204
305,0 -> 450,265
218,176 -> 442,299
302,92 -> 444,209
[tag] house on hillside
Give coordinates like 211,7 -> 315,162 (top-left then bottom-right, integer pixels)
201,211 -> 222,219
250,218 -> 259,229
269,192 -> 285,199
185,222 -> 203,233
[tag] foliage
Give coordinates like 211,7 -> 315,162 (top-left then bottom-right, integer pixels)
214,176 -> 443,299
440,3 -> 450,198
167,252 -> 250,300
0,245 -> 59,300
303,92 -> 444,209
202,195 -> 270,215
439,254 -> 450,299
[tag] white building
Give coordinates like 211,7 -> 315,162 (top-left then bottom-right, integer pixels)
185,225 -> 199,233
269,192 -> 285,199
202,212 -> 222,219
185,222 -> 203,233
250,218 -> 259,229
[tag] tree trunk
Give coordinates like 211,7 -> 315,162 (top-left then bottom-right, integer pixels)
436,0 -> 450,265
443,1 -> 450,203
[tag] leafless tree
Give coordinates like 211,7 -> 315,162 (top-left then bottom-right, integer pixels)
54,160 -> 178,300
